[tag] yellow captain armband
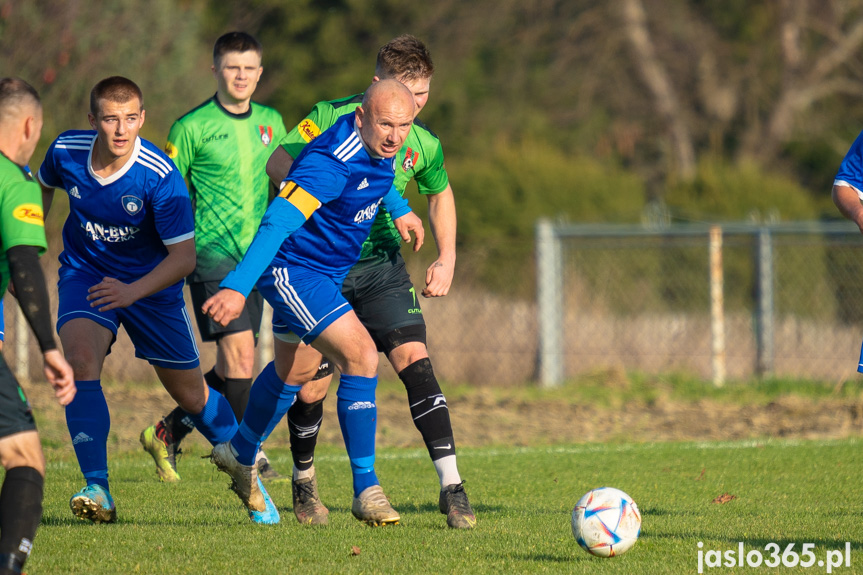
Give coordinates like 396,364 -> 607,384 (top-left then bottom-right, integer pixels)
278,181 -> 321,219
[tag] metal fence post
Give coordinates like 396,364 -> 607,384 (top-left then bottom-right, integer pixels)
756,227 -> 774,376
709,226 -> 725,387
14,305 -> 28,382
536,218 -> 563,387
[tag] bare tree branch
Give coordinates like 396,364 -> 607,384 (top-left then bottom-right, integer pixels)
619,0 -> 696,181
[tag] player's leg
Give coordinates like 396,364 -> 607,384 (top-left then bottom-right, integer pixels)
310,312 -> 400,526
388,341 -> 475,528
141,286 -> 263,481
211,336 -> 319,523
119,295 -> 238,449
58,315 -> 117,524
0,354 -> 44,575
353,253 -> 475,527
280,340 -> 331,524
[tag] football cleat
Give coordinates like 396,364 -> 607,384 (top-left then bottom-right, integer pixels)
292,468 -> 329,525
256,449 -> 283,481
69,484 -> 117,524
439,482 -> 477,529
247,478 -> 280,525
139,424 -> 180,482
209,442 -> 266,512
351,485 -> 400,527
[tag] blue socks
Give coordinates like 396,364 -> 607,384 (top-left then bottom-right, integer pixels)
65,380 -> 110,490
188,388 -> 238,446
337,374 -> 379,497
230,361 -> 300,466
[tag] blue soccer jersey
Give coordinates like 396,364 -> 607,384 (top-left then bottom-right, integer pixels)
835,130 -> 863,198
222,114 -> 409,296
38,131 -> 195,296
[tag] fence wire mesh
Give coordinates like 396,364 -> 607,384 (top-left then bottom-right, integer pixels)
6,221 -> 863,386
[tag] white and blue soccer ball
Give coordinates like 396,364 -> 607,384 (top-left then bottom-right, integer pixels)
571,487 -> 641,558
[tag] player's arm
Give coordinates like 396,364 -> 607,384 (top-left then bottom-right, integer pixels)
383,184 -> 423,251
204,183 -> 321,326
86,238 -> 196,312
6,245 -> 75,404
424,183 -> 457,297
39,184 -> 55,216
832,184 -> 863,233
267,102 -> 335,186
266,146 -> 295,187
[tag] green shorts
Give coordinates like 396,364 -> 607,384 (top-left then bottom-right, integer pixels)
0,355 -> 36,439
342,252 -> 427,354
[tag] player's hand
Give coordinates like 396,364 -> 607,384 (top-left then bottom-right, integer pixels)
202,288 -> 246,327
87,277 -> 141,311
393,211 -> 424,252
423,258 -> 455,297
42,349 -> 76,406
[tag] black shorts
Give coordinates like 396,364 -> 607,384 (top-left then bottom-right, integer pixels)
0,354 -> 36,439
342,252 -> 426,353
189,281 -> 264,343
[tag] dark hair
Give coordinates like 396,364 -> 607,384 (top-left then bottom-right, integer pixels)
90,76 -> 143,116
0,77 -> 41,120
213,31 -> 262,65
375,34 -> 434,81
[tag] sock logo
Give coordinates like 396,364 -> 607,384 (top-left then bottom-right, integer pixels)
18,538 -> 33,556
348,401 -> 376,410
433,395 -> 447,407
72,432 -> 93,445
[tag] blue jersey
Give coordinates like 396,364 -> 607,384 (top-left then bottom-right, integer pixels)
835,130 -> 863,198
222,114 -> 409,296
38,131 -> 195,296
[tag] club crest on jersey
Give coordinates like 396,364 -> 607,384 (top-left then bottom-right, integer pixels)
259,125 -> 273,146
402,148 -> 419,172
121,195 -> 143,216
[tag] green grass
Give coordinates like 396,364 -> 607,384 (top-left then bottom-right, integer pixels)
22,438 -> 863,574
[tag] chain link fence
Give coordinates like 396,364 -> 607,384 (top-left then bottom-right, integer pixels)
536,220 -> 863,386
7,220 -> 863,387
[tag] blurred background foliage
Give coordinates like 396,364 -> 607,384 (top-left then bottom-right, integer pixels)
3,0 -> 863,269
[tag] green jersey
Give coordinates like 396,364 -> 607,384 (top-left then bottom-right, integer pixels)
280,93 -> 449,263
0,153 -> 48,295
166,95 -> 287,282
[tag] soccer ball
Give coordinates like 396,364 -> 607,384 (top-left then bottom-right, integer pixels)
571,487 -> 641,557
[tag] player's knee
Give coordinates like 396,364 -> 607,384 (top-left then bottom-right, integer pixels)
217,335 -> 256,377
339,344 -> 378,376
0,434 -> 45,475
63,348 -> 103,379
298,377 -> 330,403
172,386 -> 207,415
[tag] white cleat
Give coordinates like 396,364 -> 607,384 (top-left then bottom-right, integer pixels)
351,485 -> 400,526
209,442 -> 266,512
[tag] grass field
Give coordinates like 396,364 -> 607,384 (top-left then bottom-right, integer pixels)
24,436 -> 863,574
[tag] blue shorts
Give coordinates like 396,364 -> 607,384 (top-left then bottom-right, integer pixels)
258,264 -> 351,344
57,269 -> 199,370
0,296 -> 5,342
